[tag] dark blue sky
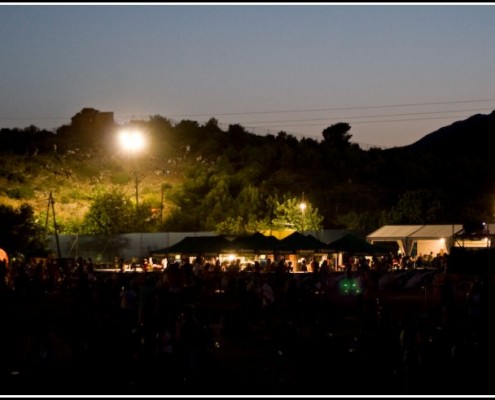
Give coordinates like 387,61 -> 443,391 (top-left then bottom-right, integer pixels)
1,3 -> 495,147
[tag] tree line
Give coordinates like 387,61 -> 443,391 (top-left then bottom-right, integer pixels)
1,108 -> 494,259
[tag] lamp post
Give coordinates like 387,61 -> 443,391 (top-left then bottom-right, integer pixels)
300,195 -> 307,235
119,129 -> 145,207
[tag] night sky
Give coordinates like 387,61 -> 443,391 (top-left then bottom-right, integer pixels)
1,2 -> 495,148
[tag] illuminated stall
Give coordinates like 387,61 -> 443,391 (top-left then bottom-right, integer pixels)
276,231 -> 332,272
367,224 -> 466,257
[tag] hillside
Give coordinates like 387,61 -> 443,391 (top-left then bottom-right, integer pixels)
2,109 -> 495,233
0,143 -> 188,229
404,110 -> 495,157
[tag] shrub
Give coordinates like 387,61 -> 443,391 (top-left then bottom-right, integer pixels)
110,172 -> 132,185
7,185 -> 35,199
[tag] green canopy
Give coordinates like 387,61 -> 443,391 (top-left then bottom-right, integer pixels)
151,235 -> 233,257
277,231 -> 331,253
226,232 -> 281,253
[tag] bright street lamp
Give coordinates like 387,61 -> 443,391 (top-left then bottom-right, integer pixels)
118,129 -> 146,206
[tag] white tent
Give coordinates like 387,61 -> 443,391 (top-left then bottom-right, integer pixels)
367,224 -> 464,256
409,224 -> 464,256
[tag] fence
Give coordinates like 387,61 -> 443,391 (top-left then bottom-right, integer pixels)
47,231 -> 216,264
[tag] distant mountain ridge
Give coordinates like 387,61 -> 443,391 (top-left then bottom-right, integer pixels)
403,110 -> 495,157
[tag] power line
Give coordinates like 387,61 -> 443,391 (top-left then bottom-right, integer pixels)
114,105 -> 494,138
0,116 -> 67,121
1,98 -> 494,124
112,99 -> 494,138
162,98 -> 495,118
234,108 -> 494,126
236,113 -> 489,130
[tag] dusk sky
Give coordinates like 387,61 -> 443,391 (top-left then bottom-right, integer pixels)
1,3 -> 495,148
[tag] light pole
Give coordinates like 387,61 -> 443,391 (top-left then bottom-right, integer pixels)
300,194 -> 307,235
118,129 -> 145,207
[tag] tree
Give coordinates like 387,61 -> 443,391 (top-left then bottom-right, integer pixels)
0,203 -> 49,259
215,216 -> 247,236
202,176 -> 235,230
203,117 -> 222,133
336,210 -> 388,235
82,189 -> 153,234
215,185 -> 271,235
322,122 -> 352,149
271,195 -> 323,232
386,188 -> 449,224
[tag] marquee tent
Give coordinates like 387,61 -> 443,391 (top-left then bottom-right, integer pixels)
367,224 -> 464,256
328,233 -> 389,256
151,235 -> 234,257
151,231 -> 333,258
225,232 -> 281,254
277,231 -> 331,253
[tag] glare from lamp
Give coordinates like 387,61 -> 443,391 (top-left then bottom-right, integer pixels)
119,130 -> 146,153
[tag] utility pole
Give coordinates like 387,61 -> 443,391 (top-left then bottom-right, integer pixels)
160,184 -> 164,224
46,191 -> 62,259
134,168 -> 139,206
160,183 -> 171,225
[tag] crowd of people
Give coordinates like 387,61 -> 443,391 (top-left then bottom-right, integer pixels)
0,252 -> 493,395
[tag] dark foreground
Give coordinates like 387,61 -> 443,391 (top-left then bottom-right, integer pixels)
0,268 -> 494,396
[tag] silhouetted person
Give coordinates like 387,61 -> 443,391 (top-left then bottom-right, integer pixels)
0,259 -> 6,293
441,279 -> 454,329
175,304 -> 211,389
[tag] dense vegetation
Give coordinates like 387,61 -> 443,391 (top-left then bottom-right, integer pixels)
1,108 -> 495,249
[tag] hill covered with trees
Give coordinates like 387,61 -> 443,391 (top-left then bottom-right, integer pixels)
1,108 -> 495,240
